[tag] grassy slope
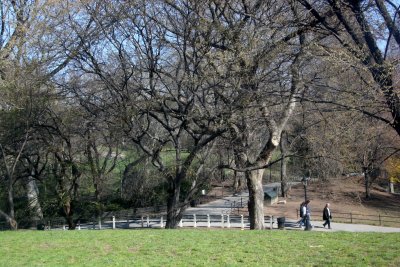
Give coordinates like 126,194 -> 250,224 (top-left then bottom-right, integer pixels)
1,229 -> 399,266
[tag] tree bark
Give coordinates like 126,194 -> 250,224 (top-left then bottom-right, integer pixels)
280,133 -> 288,198
233,170 -> 245,193
165,179 -> 182,229
246,169 -> 265,230
93,175 -> 102,203
63,199 -> 76,230
0,209 -> 17,230
26,177 -> 43,221
6,172 -> 17,229
364,170 -> 371,199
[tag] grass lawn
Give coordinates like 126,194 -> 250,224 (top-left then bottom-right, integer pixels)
0,229 -> 399,266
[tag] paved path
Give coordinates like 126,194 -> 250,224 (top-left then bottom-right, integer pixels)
184,191 -> 248,215
184,182 -> 282,215
283,219 -> 400,232
184,182 -> 400,233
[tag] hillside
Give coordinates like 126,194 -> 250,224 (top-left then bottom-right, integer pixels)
263,176 -> 400,223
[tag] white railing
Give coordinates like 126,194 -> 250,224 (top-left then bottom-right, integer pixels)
33,214 -> 278,231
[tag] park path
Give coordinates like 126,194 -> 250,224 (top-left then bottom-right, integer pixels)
184,182 -> 400,233
184,182 -> 282,215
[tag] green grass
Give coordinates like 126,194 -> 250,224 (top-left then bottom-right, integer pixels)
1,230 -> 400,266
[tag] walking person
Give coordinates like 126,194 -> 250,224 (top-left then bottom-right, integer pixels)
304,200 -> 312,230
323,203 -> 332,229
297,202 -> 306,227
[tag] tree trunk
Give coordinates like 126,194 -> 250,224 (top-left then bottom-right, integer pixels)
7,176 -> 16,229
233,170 -> 245,193
63,200 -> 76,230
7,216 -> 18,230
364,171 -> 371,199
165,179 -> 182,229
93,174 -> 101,204
246,169 -> 265,230
26,177 -> 43,221
280,163 -> 288,198
0,210 -> 17,230
280,134 -> 288,198
233,170 -> 239,192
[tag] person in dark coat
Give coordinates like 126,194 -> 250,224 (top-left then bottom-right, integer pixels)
304,200 -> 312,230
322,203 -> 332,229
297,201 -> 306,227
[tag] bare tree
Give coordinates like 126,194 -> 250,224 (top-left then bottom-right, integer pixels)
0,128 -> 30,230
0,0 -> 99,229
297,0 -> 400,136
68,1 -> 230,228
84,120 -> 120,204
200,0 -> 309,229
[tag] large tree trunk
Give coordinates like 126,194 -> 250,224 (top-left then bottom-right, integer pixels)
246,169 -> 265,230
165,179 -> 182,229
26,177 -> 43,221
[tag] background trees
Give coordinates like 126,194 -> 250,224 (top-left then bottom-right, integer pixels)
0,0 -> 98,229
0,0 -> 398,230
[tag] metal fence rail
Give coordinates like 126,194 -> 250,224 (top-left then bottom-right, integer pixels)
332,212 -> 400,226
297,209 -> 400,227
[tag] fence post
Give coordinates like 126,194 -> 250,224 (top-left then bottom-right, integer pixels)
221,214 -> 224,228
112,216 -> 116,229
78,220 -> 81,230
207,214 -> 210,228
350,213 -> 353,224
379,214 -> 382,226
63,224 -> 66,231
296,209 -> 298,219
98,217 -> 102,230
193,214 -> 197,228
241,215 -> 244,230
160,216 -> 164,228
48,221 -> 51,230
147,216 -> 150,228
227,215 -> 231,228
141,216 -> 144,228
179,219 -> 183,228
270,215 -> 273,230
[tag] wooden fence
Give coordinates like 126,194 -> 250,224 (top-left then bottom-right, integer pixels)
1,213 -> 279,231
